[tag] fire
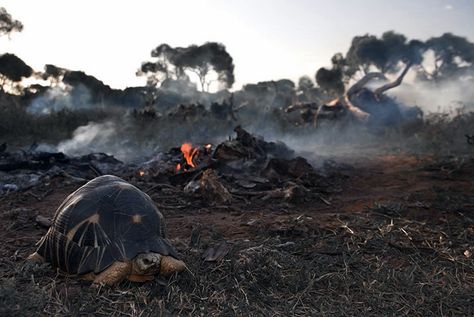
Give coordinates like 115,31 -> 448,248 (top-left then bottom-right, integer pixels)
138,170 -> 145,177
176,163 -> 182,171
179,143 -> 199,170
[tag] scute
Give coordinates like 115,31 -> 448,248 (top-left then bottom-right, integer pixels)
35,175 -> 178,274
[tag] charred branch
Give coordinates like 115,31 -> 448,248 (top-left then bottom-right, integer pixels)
346,72 -> 387,97
374,62 -> 413,100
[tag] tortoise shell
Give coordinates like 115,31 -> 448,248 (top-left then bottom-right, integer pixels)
36,175 -> 178,275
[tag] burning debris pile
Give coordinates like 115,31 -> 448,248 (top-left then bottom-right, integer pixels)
136,126 -> 330,206
0,127 -> 334,207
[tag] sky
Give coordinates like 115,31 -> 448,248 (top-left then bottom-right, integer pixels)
1,0 -> 473,90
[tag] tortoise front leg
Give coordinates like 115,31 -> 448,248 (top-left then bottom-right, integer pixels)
92,261 -> 132,286
26,252 -> 44,263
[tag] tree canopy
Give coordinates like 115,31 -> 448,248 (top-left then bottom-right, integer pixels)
297,76 -> 314,92
138,42 -> 235,91
314,31 -> 474,97
0,7 -> 23,37
339,31 -> 423,79
0,53 -> 32,82
419,33 -> 474,81
315,67 -> 344,96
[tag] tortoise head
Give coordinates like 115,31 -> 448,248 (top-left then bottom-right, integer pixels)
133,253 -> 186,276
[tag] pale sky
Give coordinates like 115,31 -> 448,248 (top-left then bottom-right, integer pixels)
1,0 -> 473,90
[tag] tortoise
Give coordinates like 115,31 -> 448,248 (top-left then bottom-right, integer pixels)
27,175 -> 185,285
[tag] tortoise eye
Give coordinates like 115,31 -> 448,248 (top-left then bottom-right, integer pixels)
142,258 -> 152,266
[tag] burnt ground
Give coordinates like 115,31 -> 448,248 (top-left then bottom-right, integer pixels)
0,153 -> 473,316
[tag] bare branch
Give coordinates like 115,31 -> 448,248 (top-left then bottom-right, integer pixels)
374,62 -> 413,99
346,72 -> 387,97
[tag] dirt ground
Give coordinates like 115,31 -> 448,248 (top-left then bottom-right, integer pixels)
1,153 -> 473,316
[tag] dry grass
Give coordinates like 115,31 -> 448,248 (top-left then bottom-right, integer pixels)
2,199 -> 473,316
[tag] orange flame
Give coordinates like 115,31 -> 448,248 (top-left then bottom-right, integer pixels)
176,163 -> 182,171
138,170 -> 145,177
180,143 -> 199,168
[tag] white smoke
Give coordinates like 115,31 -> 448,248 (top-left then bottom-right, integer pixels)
387,52 -> 474,114
27,84 -> 96,114
56,121 -> 148,161
391,78 -> 474,114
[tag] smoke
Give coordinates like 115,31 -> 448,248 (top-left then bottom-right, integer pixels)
56,121 -> 150,161
25,68 -> 472,165
53,113 -> 234,162
21,39 -> 473,164
27,85 -> 96,114
391,76 -> 474,114
58,121 -> 115,154
39,77 -> 456,164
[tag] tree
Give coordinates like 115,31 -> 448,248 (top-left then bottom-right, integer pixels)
177,42 -> 235,91
0,53 -> 32,91
314,52 -> 348,98
0,8 -> 28,93
418,33 -> 474,82
297,76 -> 314,92
137,61 -> 170,87
315,67 -> 344,97
240,79 -> 295,110
313,31 -> 428,100
137,43 -> 186,86
0,7 -> 23,37
345,31 -> 423,77
138,42 -> 235,91
41,64 -> 67,85
296,75 -> 328,103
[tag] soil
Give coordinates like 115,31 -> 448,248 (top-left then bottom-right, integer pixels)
1,153 -> 473,316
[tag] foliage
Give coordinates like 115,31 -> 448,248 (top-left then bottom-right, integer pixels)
419,33 -> 474,82
0,53 -> 33,92
138,42 -> 235,91
0,7 -> 22,37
